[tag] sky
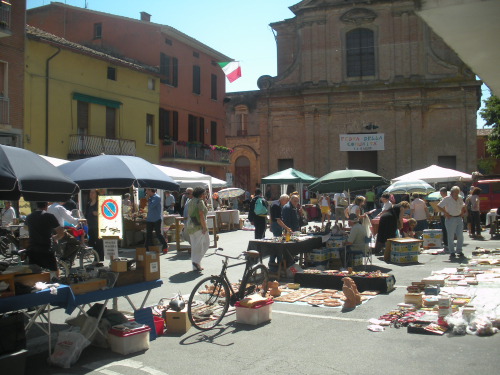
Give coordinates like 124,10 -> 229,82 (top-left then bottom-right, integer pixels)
27,0 -> 490,128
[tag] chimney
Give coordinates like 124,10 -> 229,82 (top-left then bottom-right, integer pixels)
140,12 -> 151,22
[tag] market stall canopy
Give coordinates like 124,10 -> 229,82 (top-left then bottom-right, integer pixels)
39,155 -> 70,167
261,168 -> 317,184
217,188 -> 244,199
0,145 -> 79,201
391,165 -> 472,183
58,155 -> 179,191
384,180 -> 436,195
308,169 -> 390,193
153,165 -> 226,189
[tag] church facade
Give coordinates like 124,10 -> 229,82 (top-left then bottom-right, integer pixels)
225,0 -> 481,191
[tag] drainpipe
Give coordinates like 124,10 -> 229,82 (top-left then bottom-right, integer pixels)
45,48 -> 61,156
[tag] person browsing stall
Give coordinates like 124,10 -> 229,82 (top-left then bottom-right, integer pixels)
374,204 -> 404,255
24,202 -> 64,275
438,187 -> 449,249
376,193 -> 392,217
249,188 -> 268,239
145,188 -> 169,253
437,186 -> 467,259
164,191 -> 175,214
320,194 -> 331,224
282,195 -> 300,233
47,201 -> 84,265
409,193 -> 430,234
346,214 -> 367,254
186,187 -> 209,272
1,201 -> 16,225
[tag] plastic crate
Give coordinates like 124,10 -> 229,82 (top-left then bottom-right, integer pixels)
234,299 -> 273,326
107,322 -> 150,355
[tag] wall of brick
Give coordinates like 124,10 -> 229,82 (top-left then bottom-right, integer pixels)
0,0 -> 26,145
227,0 -> 481,184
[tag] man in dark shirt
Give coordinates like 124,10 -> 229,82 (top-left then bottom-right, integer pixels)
282,194 -> 300,232
24,202 -> 64,272
269,194 -> 291,266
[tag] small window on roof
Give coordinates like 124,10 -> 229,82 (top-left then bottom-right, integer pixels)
165,38 -> 172,45
107,67 -> 116,81
193,51 -> 199,58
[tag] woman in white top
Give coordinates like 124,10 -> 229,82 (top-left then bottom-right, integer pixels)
409,193 -> 430,233
320,194 -> 331,224
376,193 -> 392,218
345,196 -> 367,223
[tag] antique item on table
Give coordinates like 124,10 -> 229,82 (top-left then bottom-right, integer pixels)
270,280 -> 281,297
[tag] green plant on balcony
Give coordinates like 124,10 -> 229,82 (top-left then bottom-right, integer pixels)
0,21 -> 7,29
162,135 -> 173,145
177,140 -> 187,146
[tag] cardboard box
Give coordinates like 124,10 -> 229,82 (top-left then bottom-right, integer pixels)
391,251 -> 418,263
114,268 -> 144,287
70,278 -> 107,295
165,306 -> 191,333
307,248 -> 328,262
110,259 -> 128,273
143,252 -> 160,282
330,249 -> 340,259
405,293 -> 423,308
136,246 -> 160,269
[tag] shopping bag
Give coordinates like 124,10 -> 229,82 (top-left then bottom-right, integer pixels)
50,332 -> 90,368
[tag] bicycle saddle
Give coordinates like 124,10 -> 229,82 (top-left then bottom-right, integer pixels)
245,250 -> 260,258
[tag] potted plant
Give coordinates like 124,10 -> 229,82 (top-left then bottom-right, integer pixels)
162,135 -> 173,145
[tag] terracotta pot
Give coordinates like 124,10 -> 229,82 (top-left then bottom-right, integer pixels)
270,287 -> 281,297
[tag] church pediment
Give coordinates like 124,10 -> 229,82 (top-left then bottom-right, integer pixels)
340,8 -> 377,25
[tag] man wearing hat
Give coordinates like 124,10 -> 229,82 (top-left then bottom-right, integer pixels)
345,214 -> 367,254
164,191 -> 175,214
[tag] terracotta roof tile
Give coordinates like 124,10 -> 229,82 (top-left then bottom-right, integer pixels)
477,129 -> 492,136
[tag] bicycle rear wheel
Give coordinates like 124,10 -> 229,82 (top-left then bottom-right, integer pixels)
241,264 -> 269,299
79,248 -> 99,269
188,276 -> 230,330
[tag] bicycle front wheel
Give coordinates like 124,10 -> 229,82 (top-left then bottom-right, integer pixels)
188,276 -> 230,330
241,264 -> 269,299
79,248 -> 99,269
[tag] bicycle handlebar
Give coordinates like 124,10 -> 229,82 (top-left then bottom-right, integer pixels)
212,248 -> 246,260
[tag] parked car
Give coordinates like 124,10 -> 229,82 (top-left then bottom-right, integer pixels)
473,179 -> 500,214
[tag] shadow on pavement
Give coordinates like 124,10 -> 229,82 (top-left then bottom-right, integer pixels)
169,271 -> 204,284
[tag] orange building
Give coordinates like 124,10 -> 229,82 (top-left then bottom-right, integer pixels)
0,0 -> 25,147
27,3 -> 232,180
477,129 -> 500,174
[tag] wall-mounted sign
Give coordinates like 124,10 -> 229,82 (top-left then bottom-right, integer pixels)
226,173 -> 233,187
98,195 -> 122,239
339,134 -> 385,151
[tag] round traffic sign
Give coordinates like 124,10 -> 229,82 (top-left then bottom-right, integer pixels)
101,199 -> 119,220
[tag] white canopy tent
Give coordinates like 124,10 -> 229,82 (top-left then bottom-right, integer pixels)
39,155 -> 70,167
391,165 -> 472,184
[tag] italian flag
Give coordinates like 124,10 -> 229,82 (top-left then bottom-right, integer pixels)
218,61 -> 241,83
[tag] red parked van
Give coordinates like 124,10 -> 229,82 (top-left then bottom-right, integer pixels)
473,180 -> 500,214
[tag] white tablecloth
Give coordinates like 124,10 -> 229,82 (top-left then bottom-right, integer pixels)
207,210 -> 240,229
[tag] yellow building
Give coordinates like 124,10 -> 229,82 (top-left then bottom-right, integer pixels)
24,26 -> 161,163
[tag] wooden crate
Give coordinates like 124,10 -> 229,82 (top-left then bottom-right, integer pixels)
114,268 -> 144,287
0,273 -> 15,298
14,272 -> 51,287
70,278 -> 107,295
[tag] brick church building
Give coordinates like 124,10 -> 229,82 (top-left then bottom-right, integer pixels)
225,0 -> 481,193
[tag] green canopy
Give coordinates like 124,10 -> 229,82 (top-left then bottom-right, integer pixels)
261,168 -> 317,184
307,169 -> 390,193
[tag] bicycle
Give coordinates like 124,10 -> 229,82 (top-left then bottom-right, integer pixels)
187,248 -> 269,330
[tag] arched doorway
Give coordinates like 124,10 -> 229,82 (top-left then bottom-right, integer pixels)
235,156 -> 250,191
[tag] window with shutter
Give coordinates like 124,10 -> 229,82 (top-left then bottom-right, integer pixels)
159,108 -> 170,140
172,111 -> 178,141
211,74 -> 217,100
188,114 -> 197,142
160,53 -> 170,84
77,101 -> 88,134
172,57 -> 178,87
199,117 -> 204,143
146,114 -> 154,144
210,121 -> 217,145
106,107 -> 116,139
346,28 -> 375,77
193,65 -> 200,94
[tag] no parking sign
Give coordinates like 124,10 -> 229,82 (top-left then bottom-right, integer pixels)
98,196 -> 123,239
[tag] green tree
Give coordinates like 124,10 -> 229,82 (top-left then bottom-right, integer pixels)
480,94 -> 500,157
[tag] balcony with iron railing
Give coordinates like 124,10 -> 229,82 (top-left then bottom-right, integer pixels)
160,140 -> 231,166
68,134 -> 136,159
0,97 -> 8,123
0,1 -> 11,37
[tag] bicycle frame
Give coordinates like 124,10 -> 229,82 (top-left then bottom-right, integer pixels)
212,250 -> 258,306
